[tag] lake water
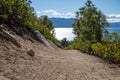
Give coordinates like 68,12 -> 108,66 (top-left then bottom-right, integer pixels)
106,27 -> 120,34
55,27 -> 120,41
54,28 -> 75,41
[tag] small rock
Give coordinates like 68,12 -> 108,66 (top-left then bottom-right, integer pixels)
27,49 -> 35,57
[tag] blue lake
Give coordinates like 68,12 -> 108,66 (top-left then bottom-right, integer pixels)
107,27 -> 120,34
55,27 -> 120,41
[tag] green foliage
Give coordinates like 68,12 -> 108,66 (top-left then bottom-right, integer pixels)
38,15 -> 54,31
68,32 -> 120,63
65,38 -> 80,50
37,15 -> 59,45
0,0 -> 60,46
66,38 -> 91,52
91,42 -> 105,56
72,0 -> 109,42
70,0 -> 120,63
91,41 -> 120,62
65,38 -> 91,52
91,32 -> 120,62
70,0 -> 108,58
60,38 -> 72,48
0,0 -> 38,31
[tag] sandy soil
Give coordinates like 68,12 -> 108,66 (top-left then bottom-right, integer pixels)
0,27 -> 120,80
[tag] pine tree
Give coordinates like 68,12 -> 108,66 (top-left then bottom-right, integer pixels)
73,0 -> 109,42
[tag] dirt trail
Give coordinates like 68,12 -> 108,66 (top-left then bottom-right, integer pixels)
0,27 -> 120,80
1,47 -> 120,80
32,50 -> 120,80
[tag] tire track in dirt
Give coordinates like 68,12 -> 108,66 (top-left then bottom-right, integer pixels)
31,50 -> 118,80
1,47 -> 120,80
78,67 -> 90,80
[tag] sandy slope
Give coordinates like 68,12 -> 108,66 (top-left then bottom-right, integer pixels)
0,27 -> 120,80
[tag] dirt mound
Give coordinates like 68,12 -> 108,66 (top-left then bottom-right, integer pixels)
0,24 -> 120,80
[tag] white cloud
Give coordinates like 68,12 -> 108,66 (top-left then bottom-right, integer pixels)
36,10 -> 41,17
43,9 -> 74,18
107,18 -> 120,23
44,9 -> 61,16
106,14 -> 120,23
37,9 -> 75,18
107,14 -> 120,18
36,10 -> 120,23
64,12 -> 75,18
36,11 -> 41,14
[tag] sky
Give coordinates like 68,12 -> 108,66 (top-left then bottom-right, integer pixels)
31,0 -> 120,22
31,0 -> 120,40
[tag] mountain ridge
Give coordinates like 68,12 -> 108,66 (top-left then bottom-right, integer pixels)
50,18 -> 120,28
49,18 -> 74,28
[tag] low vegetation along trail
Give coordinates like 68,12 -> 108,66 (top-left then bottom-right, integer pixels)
0,28 -> 120,80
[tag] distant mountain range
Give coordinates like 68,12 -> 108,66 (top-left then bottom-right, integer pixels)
49,18 -> 120,28
49,18 -> 74,28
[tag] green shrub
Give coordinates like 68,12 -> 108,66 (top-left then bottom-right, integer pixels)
91,40 -> 120,63
69,32 -> 120,63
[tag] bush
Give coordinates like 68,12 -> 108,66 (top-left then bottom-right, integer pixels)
91,40 -> 120,63
68,32 -> 120,63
